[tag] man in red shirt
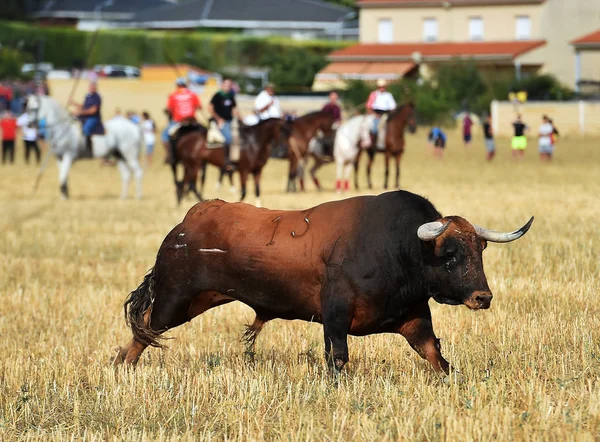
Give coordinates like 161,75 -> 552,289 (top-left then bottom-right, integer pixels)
165,78 -> 202,164
1,110 -> 17,164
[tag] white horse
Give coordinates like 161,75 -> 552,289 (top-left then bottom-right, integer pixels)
27,94 -> 143,199
333,114 -> 374,193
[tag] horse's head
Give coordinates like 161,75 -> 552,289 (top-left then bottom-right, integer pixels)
406,101 -> 417,134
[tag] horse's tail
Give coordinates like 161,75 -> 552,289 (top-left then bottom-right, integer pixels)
123,268 -> 164,348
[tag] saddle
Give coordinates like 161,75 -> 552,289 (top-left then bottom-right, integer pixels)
206,119 -> 241,163
207,120 -> 226,145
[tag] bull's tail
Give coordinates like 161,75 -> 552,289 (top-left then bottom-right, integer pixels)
123,268 -> 164,348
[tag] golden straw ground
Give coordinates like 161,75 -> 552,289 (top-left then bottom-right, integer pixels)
1,135 -> 599,441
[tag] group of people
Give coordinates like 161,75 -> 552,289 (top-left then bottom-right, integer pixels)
426,112 -> 559,162
510,114 -> 559,161
1,109 -> 41,165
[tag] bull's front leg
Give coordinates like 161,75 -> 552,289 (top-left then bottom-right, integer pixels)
322,297 -> 351,374
397,302 -> 451,374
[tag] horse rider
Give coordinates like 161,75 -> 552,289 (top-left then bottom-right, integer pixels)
322,91 -> 342,124
69,81 -> 104,156
317,91 -> 342,159
366,79 -> 396,145
209,77 -> 241,169
255,83 -> 282,120
165,77 -> 202,164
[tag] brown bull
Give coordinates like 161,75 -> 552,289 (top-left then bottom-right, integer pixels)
115,190 -> 533,374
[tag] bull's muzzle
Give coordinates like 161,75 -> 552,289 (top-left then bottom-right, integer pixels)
464,291 -> 493,310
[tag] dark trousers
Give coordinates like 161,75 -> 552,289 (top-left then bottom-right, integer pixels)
2,140 -> 15,164
25,140 -> 40,164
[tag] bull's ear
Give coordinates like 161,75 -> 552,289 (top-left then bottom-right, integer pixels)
417,221 -> 449,241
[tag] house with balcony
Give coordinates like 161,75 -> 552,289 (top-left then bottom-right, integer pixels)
314,0 -> 600,91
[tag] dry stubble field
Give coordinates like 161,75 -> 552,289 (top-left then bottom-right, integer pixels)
1,134 -> 599,441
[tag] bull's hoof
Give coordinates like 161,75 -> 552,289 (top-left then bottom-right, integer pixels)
443,371 -> 465,385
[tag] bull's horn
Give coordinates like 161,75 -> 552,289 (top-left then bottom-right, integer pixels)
475,216 -> 534,243
417,221 -> 450,241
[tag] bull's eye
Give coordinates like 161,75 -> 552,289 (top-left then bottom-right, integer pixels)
446,252 -> 458,270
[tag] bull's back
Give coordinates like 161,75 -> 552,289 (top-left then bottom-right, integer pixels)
175,198 -> 366,320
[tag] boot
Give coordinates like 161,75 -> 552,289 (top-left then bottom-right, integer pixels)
165,138 -> 177,165
223,143 -> 236,171
82,135 -> 93,158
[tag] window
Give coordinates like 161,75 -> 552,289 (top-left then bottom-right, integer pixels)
423,18 -> 438,42
378,19 -> 393,43
515,16 -> 531,40
469,17 -> 484,41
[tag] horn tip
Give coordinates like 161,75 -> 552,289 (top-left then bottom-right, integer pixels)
522,216 -> 534,233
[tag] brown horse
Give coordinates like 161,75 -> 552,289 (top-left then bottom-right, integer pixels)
355,102 -> 416,190
285,110 -> 336,192
172,127 -> 231,204
173,118 -> 285,206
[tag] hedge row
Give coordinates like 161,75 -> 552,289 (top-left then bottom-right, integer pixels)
0,21 -> 349,91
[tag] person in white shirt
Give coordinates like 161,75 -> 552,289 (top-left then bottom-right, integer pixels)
366,79 -> 396,138
16,111 -> 40,165
255,83 -> 282,120
538,114 -> 555,162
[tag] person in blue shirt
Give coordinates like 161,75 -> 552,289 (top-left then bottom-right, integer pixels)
69,81 -> 104,156
428,126 -> 447,158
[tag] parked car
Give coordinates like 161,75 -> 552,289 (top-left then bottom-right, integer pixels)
46,70 -> 72,80
94,65 -> 140,78
21,62 -> 54,75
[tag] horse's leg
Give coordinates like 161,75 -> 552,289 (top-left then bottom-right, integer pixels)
124,153 -> 143,200
200,163 -> 207,194
384,151 -> 391,190
216,166 -> 223,193
287,157 -> 297,193
335,159 -> 343,193
354,149 -> 362,190
228,169 -> 236,194
366,148 -> 375,190
240,168 -> 248,201
189,164 -> 203,202
298,158 -> 306,192
344,163 -> 353,193
254,171 -> 262,208
395,153 -> 402,189
58,153 -> 74,200
310,155 -> 324,191
116,159 -> 132,199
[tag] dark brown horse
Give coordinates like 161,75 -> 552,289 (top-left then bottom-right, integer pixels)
355,102 -> 416,190
173,118 -> 285,206
172,127 -> 231,204
285,110 -> 336,192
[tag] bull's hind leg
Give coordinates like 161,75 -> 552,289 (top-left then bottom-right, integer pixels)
116,266 -> 234,366
243,315 -> 269,359
397,302 -> 450,374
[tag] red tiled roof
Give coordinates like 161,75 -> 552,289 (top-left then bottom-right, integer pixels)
329,41 -> 546,61
316,61 -> 416,80
571,30 -> 600,46
358,0 -> 544,6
